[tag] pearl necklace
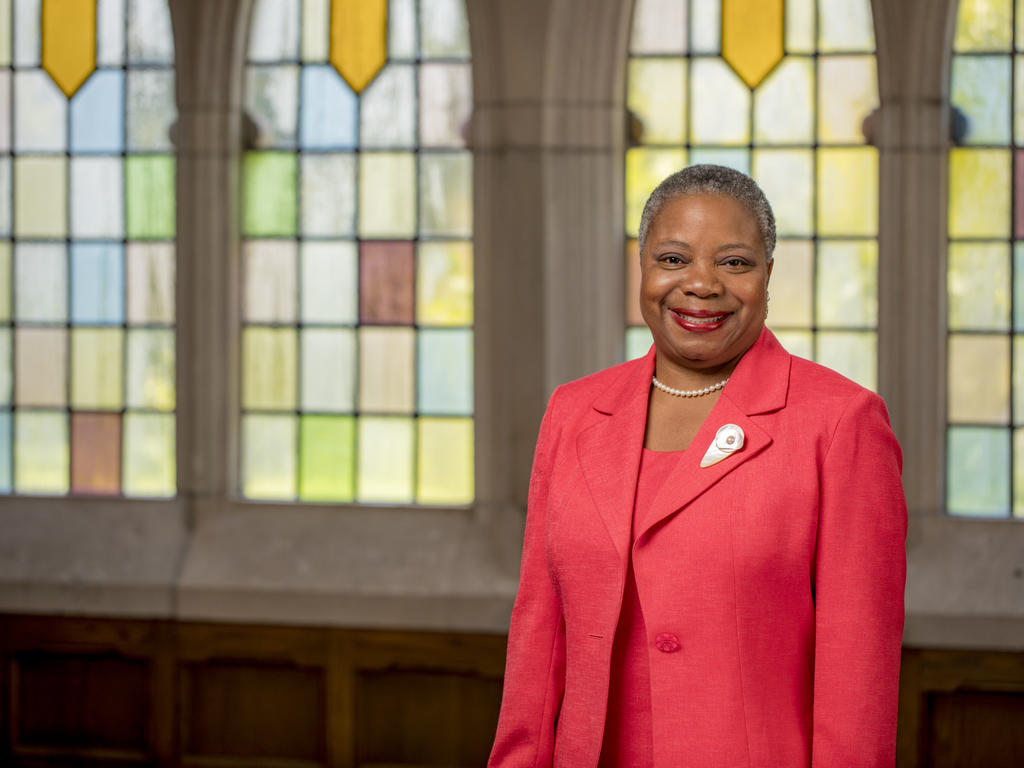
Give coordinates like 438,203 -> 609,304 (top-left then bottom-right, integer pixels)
651,375 -> 729,398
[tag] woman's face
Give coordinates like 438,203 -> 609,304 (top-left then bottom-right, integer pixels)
640,192 -> 773,377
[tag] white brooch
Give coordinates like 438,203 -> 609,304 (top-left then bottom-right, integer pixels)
699,424 -> 745,468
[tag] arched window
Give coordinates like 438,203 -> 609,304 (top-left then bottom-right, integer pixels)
946,0 -> 1023,518
1,0 -> 177,497
625,0 -> 879,391
240,0 -> 473,505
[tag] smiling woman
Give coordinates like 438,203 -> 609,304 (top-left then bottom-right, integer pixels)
488,166 -> 907,767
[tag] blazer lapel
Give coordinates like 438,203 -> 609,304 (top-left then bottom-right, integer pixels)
576,349 -> 655,562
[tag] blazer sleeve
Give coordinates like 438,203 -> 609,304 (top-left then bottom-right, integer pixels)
811,389 -> 907,767
488,389 -> 567,768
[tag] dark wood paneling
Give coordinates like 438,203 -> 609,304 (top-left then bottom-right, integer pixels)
928,691 -> 1024,768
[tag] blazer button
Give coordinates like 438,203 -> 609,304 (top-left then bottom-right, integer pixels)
654,633 -> 681,653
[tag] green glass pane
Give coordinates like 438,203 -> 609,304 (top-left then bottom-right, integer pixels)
949,149 -> 1010,239
766,239 -> 813,328
690,58 -> 750,146
301,241 -> 357,324
126,154 -> 175,239
244,64 -> 299,148
15,243 -> 66,322
242,327 -> 297,410
419,151 -> 471,237
389,0 -> 417,59
243,151 -> 297,237
71,328 -> 124,410
0,330 -> 8,405
948,242 -> 1011,330
14,156 -> 66,238
951,55 -> 1011,145
1014,243 -> 1024,331
122,412 -> 175,497
417,241 -> 473,326
948,426 -> 1010,517
126,243 -> 175,324
0,242 -> 8,321
244,240 -> 297,323
628,58 -> 686,144
630,0 -> 687,54
1015,428 -> 1024,517
359,64 -> 416,149
417,417 -> 473,504
752,149 -> 813,237
1014,336 -> 1024,425
816,331 -> 877,390
948,333 -> 1010,424
14,410 -> 68,494
15,328 -> 66,407
817,55 -> 877,144
0,411 -> 10,492
302,0 -> 328,60
1016,56 -> 1024,144
817,240 -> 878,328
773,329 -> 813,359
690,0 -> 719,53
358,327 -> 415,414
625,326 -> 653,360
817,147 -> 878,236
358,152 -> 415,238
688,147 -> 750,173
126,329 -> 175,410
785,0 -> 815,53
242,413 -> 296,499
71,156 -> 123,239
419,0 -> 470,58
300,328 -> 355,412
625,148 -> 687,237
300,153 -> 356,236
954,0 -> 1012,52
299,414 -> 355,502
753,58 -> 814,145
818,0 -> 875,52
357,416 -> 413,502
417,329 -> 472,415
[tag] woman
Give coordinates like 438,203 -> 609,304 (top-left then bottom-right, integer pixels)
488,165 -> 907,768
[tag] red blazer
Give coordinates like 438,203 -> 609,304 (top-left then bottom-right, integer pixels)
489,329 -> 907,768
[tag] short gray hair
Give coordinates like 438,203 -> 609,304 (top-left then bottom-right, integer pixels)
637,164 -> 777,261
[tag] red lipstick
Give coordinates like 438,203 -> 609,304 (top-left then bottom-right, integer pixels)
670,308 -> 732,333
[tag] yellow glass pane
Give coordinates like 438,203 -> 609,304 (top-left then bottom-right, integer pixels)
1014,428 -> 1024,517
721,0 -> 783,89
774,330 -> 812,359
948,242 -> 1011,330
0,242 -> 10,321
753,57 -> 814,145
358,326 -> 414,413
817,331 -> 877,391
785,0 -> 815,54
242,414 -> 296,500
954,0 -> 1012,52
949,148 -> 1010,239
1016,56 -> 1024,144
817,240 -> 878,329
0,330 -> 9,405
14,156 -> 66,238
357,416 -> 413,502
358,152 -> 415,238
242,327 -> 297,410
417,241 -> 473,326
126,329 -> 175,411
690,58 -> 751,146
0,0 -> 10,66
1014,336 -> 1024,425
948,334 -> 1010,424
765,239 -> 812,327
15,328 -> 66,407
625,147 -> 687,237
41,0 -> 95,97
752,148 -> 813,236
122,413 -> 175,498
817,56 -> 877,144
817,0 -> 875,52
330,0 -> 387,93
417,417 -> 473,504
816,148 -> 878,236
627,58 -> 686,144
1019,0 -> 1024,50
71,328 -> 123,410
15,410 -> 69,494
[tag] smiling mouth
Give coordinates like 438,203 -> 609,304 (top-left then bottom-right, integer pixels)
671,310 -> 730,324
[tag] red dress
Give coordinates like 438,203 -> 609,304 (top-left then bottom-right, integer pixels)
599,448 -> 681,768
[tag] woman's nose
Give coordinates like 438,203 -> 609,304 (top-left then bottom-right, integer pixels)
681,259 -> 721,296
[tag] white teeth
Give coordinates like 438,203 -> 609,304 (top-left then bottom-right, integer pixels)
674,311 -> 726,324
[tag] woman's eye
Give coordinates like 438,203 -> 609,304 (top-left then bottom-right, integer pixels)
660,254 -> 684,265
722,257 -> 748,268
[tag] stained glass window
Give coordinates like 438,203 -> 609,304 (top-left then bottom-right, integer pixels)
1,0 -> 177,497
625,0 -> 879,391
946,0 -> 1024,518
241,0 -> 473,505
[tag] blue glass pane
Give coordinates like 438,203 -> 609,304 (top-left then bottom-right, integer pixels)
300,64 -> 357,149
0,410 -> 10,492
71,243 -> 125,325
70,69 -> 125,153
947,426 -> 1011,517
417,328 -> 472,415
688,147 -> 751,175
951,55 -> 1012,145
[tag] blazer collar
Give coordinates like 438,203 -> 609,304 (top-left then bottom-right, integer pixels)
578,328 -> 791,560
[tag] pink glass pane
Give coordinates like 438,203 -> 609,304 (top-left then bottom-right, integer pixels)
71,412 -> 122,494
358,241 -> 415,324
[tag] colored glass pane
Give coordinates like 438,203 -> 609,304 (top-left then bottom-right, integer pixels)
96,0 -> 124,67
948,242 -> 1011,330
625,148 -> 687,237
816,240 -> 878,329
15,330 -> 66,409
626,326 -> 654,360
0,331 -> 10,404
625,239 -> 642,327
949,149 -> 1011,238
948,427 -> 1010,517
70,69 -> 124,153
14,70 -> 66,151
125,154 -> 174,239
0,412 -> 11,492
753,57 -> 813,145
954,0 -> 1012,52
817,56 -> 878,144
690,58 -> 750,145
242,0 -> 473,505
126,329 -> 175,410
14,0 -> 40,67
630,0 -> 687,54
15,243 -> 66,322
785,0 -> 814,54
127,0 -> 174,63
816,148 -> 878,236
14,156 -> 66,238
816,331 -> 876,390
71,412 -> 121,494
1015,428 -> 1024,517
417,417 -> 472,504
628,59 -> 686,145
952,55 -> 1011,145
41,0 -> 96,97
721,0 -> 783,89
70,328 -> 124,410
766,239 -> 813,328
1014,336 -> 1024,425
126,243 -> 174,324
242,414 -> 297,499
126,69 -> 175,151
122,412 -> 174,497
948,334 -> 1010,424
14,411 -> 68,494
752,149 -> 813,236
71,156 -> 123,238
690,0 -> 719,52
0,0 -> 9,66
